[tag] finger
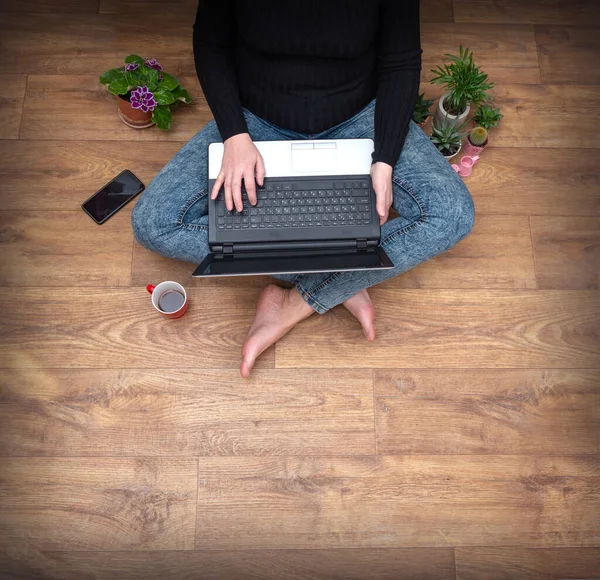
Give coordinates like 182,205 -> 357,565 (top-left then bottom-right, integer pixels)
224,173 -> 233,212
245,168 -> 257,206
211,172 -> 225,200
376,190 -> 388,225
232,172 -> 244,213
255,154 -> 266,187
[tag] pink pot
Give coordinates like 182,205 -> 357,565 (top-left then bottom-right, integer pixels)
463,135 -> 487,157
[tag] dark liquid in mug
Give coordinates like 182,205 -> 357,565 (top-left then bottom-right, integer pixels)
158,290 -> 185,313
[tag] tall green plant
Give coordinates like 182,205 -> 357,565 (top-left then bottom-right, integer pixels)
99,54 -> 192,131
430,45 -> 493,116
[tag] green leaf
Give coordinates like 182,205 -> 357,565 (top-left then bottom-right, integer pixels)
171,85 -> 192,104
99,68 -> 124,86
125,70 -> 144,90
153,87 -> 176,105
142,68 -> 159,91
158,72 -> 179,91
125,54 -> 145,65
107,77 -> 129,95
152,105 -> 172,131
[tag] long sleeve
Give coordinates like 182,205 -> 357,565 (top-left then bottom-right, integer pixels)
372,0 -> 422,167
193,0 -> 248,141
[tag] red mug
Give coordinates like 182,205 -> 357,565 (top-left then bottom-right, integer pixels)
146,281 -> 188,319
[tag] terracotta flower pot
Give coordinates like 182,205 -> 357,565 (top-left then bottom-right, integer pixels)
435,93 -> 470,129
463,135 -> 488,157
117,94 -> 154,129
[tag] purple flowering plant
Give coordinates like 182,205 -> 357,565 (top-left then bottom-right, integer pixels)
100,54 -> 192,130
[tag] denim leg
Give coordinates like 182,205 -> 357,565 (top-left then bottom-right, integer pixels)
291,110 -> 475,314
131,110 -> 302,264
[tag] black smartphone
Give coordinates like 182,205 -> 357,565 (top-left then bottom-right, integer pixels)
82,169 -> 145,225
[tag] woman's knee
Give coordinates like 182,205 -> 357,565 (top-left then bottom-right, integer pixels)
131,187 -> 173,253
432,177 -> 475,248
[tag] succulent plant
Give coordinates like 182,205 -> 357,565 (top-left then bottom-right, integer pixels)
473,104 -> 503,130
430,120 -> 467,157
469,126 -> 488,147
430,45 -> 494,116
413,93 -> 435,125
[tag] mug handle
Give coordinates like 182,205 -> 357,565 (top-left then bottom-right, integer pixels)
146,284 -> 155,294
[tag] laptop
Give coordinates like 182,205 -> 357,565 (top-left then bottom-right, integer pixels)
192,139 -> 394,277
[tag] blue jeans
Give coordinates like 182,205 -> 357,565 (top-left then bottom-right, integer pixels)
132,100 -> 475,313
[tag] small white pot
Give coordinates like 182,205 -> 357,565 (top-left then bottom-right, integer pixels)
442,142 -> 462,160
436,93 -> 470,128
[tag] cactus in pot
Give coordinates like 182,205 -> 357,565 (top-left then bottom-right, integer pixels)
464,126 -> 488,157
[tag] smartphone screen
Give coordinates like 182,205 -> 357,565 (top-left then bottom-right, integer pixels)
82,170 -> 145,224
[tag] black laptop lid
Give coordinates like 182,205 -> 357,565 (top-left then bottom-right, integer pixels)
193,247 -> 393,277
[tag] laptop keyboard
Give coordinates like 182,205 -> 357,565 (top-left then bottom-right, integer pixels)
215,178 -> 373,230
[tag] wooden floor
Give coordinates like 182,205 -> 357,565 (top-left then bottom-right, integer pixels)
1,0 -> 599,578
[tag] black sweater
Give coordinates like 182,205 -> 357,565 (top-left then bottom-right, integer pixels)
193,0 -> 422,167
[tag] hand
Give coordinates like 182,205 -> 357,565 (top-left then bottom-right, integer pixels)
371,162 -> 393,225
211,133 -> 266,212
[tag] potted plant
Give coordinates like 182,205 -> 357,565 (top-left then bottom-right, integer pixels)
463,126 -> 488,157
430,120 -> 466,160
473,104 -> 503,130
430,45 -> 494,128
100,54 -> 192,130
413,93 -> 435,129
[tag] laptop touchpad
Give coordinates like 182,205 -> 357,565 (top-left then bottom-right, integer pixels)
292,142 -> 337,173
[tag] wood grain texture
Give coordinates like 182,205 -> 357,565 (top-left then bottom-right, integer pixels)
276,289 -> 600,369
536,26 -> 600,85
0,0 -> 99,12
99,0 -> 196,16
530,217 -> 600,290
379,215 -> 537,289
0,287 -> 275,369
0,75 -> 26,139
420,0 -> 454,22
455,547 -> 600,579
20,76 -> 211,141
0,140 -> 182,211
374,369 -> 599,454
0,457 -> 197,551
491,84 -> 600,148
0,211 -> 132,286
196,455 -> 600,549
0,13 -> 191,75
466,148 -> 600,216
0,548 -> 456,580
131,241 -> 273,288
421,23 -> 540,85
454,0 -> 600,25
0,369 -> 374,456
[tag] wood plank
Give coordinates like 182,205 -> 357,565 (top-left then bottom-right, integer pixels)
0,457 -> 197,551
466,148 -> 600,216
20,75 -> 210,142
0,0 -> 98,12
0,210 -> 132,286
0,13 -> 191,75
536,25 -> 600,85
456,547 -> 600,579
421,23 -> 540,85
275,290 -> 600,369
0,548 -> 456,580
0,140 -> 182,211
0,368 -> 374,456
131,241 -> 273,289
374,369 -> 599,454
421,0 -> 454,22
491,84 -> 600,148
196,455 -> 600,549
454,0 -> 600,26
0,74 -> 26,139
530,217 -> 600,290
379,215 -> 537,289
99,0 -> 196,16
0,287 -> 275,369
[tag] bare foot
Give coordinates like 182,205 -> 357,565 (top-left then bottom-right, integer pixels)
343,289 -> 376,341
240,285 -> 314,377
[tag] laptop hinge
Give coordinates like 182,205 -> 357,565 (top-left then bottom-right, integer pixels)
356,239 -> 368,253
222,243 -> 234,258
